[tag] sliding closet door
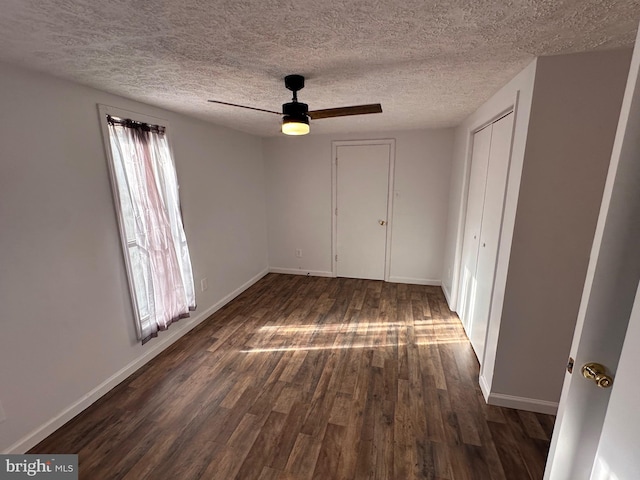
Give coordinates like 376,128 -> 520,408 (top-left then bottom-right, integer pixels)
468,112 -> 514,359
458,125 -> 492,330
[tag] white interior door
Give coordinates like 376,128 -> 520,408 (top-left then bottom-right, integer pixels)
458,125 -> 492,329
470,112 -> 514,360
336,143 -> 391,280
544,24 -> 640,480
590,280 -> 640,479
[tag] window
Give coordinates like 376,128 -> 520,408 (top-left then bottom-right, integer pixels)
100,106 -> 195,344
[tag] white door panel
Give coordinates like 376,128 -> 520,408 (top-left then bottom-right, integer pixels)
470,112 -> 514,360
459,125 -> 492,329
591,280 -> 640,479
336,144 -> 391,280
458,112 -> 514,363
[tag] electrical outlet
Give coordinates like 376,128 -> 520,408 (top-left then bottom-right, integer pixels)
200,277 -> 208,292
295,249 -> 303,258
0,400 -> 6,423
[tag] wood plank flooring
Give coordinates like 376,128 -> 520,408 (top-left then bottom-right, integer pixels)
30,274 -> 555,479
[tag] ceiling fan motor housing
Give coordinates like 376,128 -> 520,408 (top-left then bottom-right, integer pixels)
282,101 -> 309,117
281,100 -> 309,135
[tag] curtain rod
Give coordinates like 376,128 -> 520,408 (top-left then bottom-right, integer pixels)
107,115 -> 166,135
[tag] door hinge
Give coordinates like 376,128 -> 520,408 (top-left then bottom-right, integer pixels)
335,254 -> 338,262
335,207 -> 338,215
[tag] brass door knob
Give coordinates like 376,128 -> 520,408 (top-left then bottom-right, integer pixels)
379,220 -> 387,226
581,362 -> 614,388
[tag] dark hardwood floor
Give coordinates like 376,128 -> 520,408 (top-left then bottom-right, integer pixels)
31,274 -> 554,479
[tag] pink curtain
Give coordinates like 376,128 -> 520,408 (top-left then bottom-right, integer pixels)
108,119 -> 195,344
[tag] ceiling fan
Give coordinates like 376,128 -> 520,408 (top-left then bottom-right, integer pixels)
208,74 -> 382,135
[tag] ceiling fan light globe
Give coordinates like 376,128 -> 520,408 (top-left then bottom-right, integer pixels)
282,115 -> 310,135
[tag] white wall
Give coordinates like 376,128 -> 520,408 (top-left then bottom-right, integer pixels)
442,50 -> 632,413
545,37 -> 640,479
0,62 -> 268,453
263,135 -> 333,275
490,49 -> 631,406
264,129 -> 454,284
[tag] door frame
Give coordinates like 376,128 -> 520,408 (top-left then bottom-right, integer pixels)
453,102 -> 517,312
455,108 -> 514,336
459,111 -> 515,363
331,139 -> 396,280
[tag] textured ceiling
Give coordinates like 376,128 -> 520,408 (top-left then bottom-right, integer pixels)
0,1 -> 638,136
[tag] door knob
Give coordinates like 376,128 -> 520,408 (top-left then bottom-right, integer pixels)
581,362 -> 614,388
379,220 -> 387,226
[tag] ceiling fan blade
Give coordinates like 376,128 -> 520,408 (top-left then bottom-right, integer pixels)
208,99 -> 280,115
308,104 -> 382,120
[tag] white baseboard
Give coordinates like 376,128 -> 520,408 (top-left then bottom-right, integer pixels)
387,276 -> 441,286
268,271 -> 442,286
479,374 -> 491,402
5,268 -> 269,454
484,389 -> 558,415
442,283 -> 454,309
269,267 -> 334,277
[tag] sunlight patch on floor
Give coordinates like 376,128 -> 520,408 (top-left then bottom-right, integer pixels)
240,317 -> 470,352
415,338 -> 467,345
241,343 -> 401,353
258,322 -> 406,333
